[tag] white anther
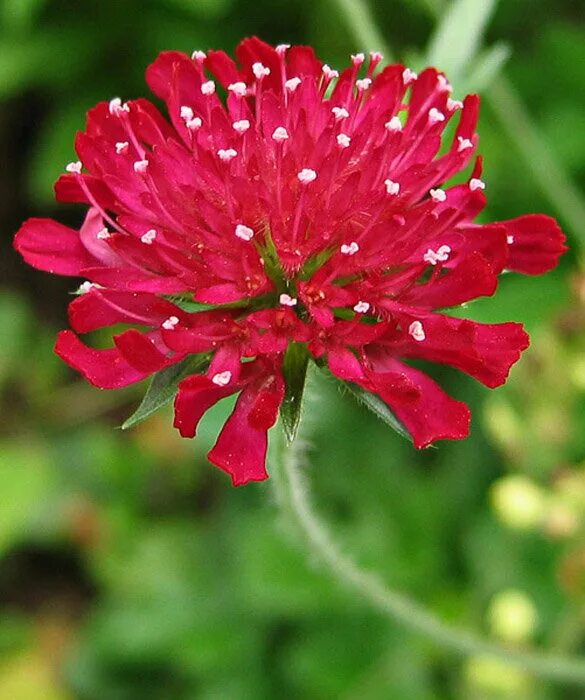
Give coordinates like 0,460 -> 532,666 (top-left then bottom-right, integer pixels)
180,105 -> 194,121
235,224 -> 254,241
370,51 -> 384,62
115,141 -> 129,155
337,133 -> 351,149
428,107 -> 446,124
66,161 -> 82,174
285,76 -> 302,92
356,78 -> 372,91
78,281 -> 95,294
297,168 -> 317,184
133,159 -> 149,173
384,179 -> 400,195
351,52 -> 365,66
96,228 -> 111,240
228,82 -> 247,97
185,117 -> 202,131
430,188 -> 447,202
109,97 -> 129,115
252,62 -> 270,79
233,119 -> 251,134
457,137 -> 473,152
212,370 -> 232,386
448,98 -> 464,111
322,65 -> 339,80
279,294 -> 298,307
437,75 -> 453,93
385,116 -> 403,132
141,229 -> 157,245
507,235 -> 515,244
217,148 -> 237,162
402,68 -> 417,84
469,178 -> 485,191
201,80 -> 216,95
408,320 -> 426,341
191,50 -> 206,62
353,301 -> 370,314
340,241 -> 359,256
331,106 -> 350,121
423,245 -> 451,266
276,43 -> 290,55
272,126 -> 289,142
162,316 -> 179,330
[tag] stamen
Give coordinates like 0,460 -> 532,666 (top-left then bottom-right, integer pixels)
351,52 -> 365,66
252,62 -> 270,79
385,116 -> 402,132
201,80 -> 216,95
430,188 -> 447,202
285,77 -> 302,92
279,294 -> 298,307
402,68 -> 417,84
457,136 -> 473,152
115,141 -> 129,155
423,245 -> 451,265
340,241 -> 359,255
185,117 -> 202,131
96,228 -> 111,240
191,50 -> 206,62
140,229 -> 157,245
228,82 -> 247,97
353,301 -> 370,314
469,178 -> 486,191
217,148 -> 238,162
507,235 -> 515,244
384,179 -> 400,195
337,133 -> 351,149
109,97 -> 129,115
297,168 -> 317,184
233,120 -> 251,134
370,51 -> 384,62
212,371 -> 232,386
78,281 -> 96,294
408,320 -> 426,341
356,78 -> 372,91
162,316 -> 179,330
133,159 -> 149,173
331,106 -> 350,121
235,224 -> 254,241
276,44 -> 290,55
272,126 -> 289,142
65,161 -> 82,174
180,105 -> 194,121
437,75 -> 453,93
448,98 -> 464,111
428,107 -> 446,124
322,65 -> 339,80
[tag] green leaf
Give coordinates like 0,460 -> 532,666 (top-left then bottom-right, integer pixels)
121,355 -> 209,430
425,0 -> 499,83
281,343 -> 310,444
341,381 -> 413,443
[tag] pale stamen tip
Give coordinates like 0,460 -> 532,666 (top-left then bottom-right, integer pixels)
212,370 -> 232,386
228,82 -> 247,97
279,293 -> 298,307
272,126 -> 289,142
331,106 -> 350,121
356,78 -> 372,91
201,80 -> 216,95
469,178 -> 486,191
162,316 -> 179,330
428,107 -> 446,124
217,148 -> 238,162
385,116 -> 402,132
133,159 -> 149,173
430,188 -> 447,202
232,119 -> 251,134
96,228 -> 110,240
235,224 -> 254,241
285,76 -> 302,92
115,141 -> 129,155
252,62 -> 270,79
402,68 -> 417,84
457,136 -> 473,152
351,52 -> 365,66
337,133 -> 351,149
384,179 -> 400,195
297,168 -> 317,184
408,320 -> 426,342
353,301 -> 370,314
65,161 -> 82,174
191,50 -> 206,62
140,229 -> 157,245
340,241 -> 359,256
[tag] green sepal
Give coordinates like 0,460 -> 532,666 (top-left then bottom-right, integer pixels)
120,354 -> 210,430
281,343 -> 310,444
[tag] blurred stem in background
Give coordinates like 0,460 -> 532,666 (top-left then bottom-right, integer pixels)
274,408 -> 585,686
331,0 -> 585,254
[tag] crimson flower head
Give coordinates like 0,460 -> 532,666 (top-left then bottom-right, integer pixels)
15,38 -> 566,485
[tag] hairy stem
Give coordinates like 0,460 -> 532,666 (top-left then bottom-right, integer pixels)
273,423 -> 585,686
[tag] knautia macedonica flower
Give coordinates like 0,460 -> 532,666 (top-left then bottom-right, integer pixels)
14,38 -> 566,485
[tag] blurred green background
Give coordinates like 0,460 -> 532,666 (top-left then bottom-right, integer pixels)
1,0 -> 585,697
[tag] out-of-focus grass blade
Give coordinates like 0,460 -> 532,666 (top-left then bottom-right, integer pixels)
463,41 -> 510,93
426,0 -> 499,82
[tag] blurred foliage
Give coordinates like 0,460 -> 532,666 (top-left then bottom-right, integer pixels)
1,0 -> 585,698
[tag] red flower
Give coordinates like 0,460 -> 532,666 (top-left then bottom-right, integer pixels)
14,38 -> 566,485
